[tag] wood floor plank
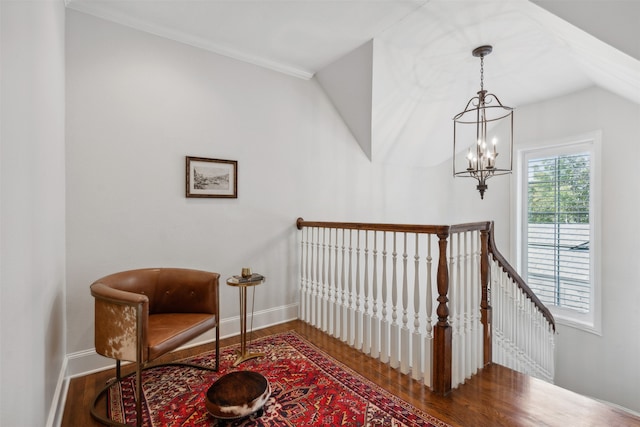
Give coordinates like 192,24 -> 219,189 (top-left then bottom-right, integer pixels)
62,320 -> 640,427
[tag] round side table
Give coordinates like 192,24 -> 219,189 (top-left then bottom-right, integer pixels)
226,274 -> 264,366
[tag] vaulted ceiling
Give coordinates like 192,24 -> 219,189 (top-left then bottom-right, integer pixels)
65,0 -> 640,166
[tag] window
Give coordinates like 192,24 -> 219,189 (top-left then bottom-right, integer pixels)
519,135 -> 600,333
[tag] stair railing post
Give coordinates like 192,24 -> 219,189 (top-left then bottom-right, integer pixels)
433,230 -> 452,394
480,228 -> 492,366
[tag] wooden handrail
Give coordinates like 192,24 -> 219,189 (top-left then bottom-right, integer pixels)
296,218 -> 493,235
487,221 -> 556,332
296,217 -> 450,234
449,221 -> 492,233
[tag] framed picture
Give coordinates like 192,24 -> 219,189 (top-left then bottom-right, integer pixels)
185,156 -> 237,198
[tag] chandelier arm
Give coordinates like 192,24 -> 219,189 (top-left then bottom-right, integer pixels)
453,96 -> 481,121
483,93 -> 512,109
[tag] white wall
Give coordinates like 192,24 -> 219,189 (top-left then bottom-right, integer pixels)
0,1 -> 67,426
65,10 -> 451,365
512,87 -> 640,412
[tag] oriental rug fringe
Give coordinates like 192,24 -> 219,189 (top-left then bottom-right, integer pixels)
107,331 -> 451,426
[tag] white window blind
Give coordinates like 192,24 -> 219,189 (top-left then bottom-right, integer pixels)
526,152 -> 591,313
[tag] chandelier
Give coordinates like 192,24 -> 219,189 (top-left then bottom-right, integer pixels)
453,45 -> 513,199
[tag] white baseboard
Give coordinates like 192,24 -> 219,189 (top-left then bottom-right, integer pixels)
592,396 -> 640,418
49,303 -> 298,427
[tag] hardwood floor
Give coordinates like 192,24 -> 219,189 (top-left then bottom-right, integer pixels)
62,320 -> 640,427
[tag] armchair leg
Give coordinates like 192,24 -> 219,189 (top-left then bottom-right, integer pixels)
90,374 -> 135,427
215,323 -> 220,371
136,360 -> 143,427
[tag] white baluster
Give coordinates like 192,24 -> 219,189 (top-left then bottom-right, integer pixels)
380,232 -> 389,364
534,310 -> 546,379
321,228 -> 328,332
456,232 -> 465,385
475,232 -> 480,374
455,233 -> 465,383
449,233 -> 459,387
474,231 -> 482,372
347,229 -> 354,345
325,229 -> 332,333
463,231 -> 471,379
505,283 -> 518,366
511,277 -> 516,365
310,227 -> 317,326
300,226 -> 307,322
363,231 -> 371,354
500,266 -> 507,365
551,323 -> 555,380
518,286 -> 523,372
371,231 -> 380,359
354,229 -> 362,349
527,298 -> 532,375
390,232 -> 399,369
469,231 -> 478,375
340,229 -> 347,342
494,263 -> 503,366
333,228 -> 344,338
423,234 -> 433,387
315,227 -> 321,328
305,228 -> 313,323
328,228 -> 338,337
412,233 -> 422,381
502,274 -> 509,366
400,232 -> 410,374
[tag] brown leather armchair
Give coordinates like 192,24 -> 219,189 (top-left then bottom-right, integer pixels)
89,268 -> 220,427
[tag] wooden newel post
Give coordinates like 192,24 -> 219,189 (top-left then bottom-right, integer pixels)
480,228 -> 492,366
432,231 -> 452,395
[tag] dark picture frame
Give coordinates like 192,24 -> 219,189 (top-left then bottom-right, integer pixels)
185,156 -> 237,198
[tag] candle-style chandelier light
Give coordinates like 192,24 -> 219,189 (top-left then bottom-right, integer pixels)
453,45 -> 513,199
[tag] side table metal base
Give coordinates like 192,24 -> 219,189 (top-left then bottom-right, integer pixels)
233,350 -> 266,367
226,274 -> 266,367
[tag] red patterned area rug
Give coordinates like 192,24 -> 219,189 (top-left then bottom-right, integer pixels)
107,331 -> 451,426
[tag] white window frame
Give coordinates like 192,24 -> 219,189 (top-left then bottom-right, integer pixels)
516,132 -> 601,335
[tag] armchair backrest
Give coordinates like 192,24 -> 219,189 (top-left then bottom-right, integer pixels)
94,268 -> 219,314
152,268 -> 219,314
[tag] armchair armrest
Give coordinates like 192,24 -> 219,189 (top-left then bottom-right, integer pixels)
91,282 -> 149,305
91,282 -> 149,362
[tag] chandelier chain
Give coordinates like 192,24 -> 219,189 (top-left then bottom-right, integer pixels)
480,54 -> 484,92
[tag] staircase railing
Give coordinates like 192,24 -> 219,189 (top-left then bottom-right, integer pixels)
296,218 -> 555,393
488,226 -> 556,382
